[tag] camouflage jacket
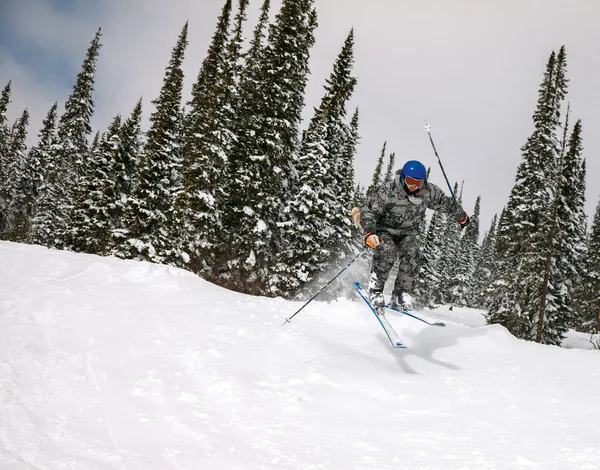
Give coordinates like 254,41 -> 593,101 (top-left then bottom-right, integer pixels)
360,175 -> 465,237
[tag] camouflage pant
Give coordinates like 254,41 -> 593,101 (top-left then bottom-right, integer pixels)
368,231 -> 422,295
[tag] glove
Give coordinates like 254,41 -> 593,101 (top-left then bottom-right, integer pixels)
458,213 -> 470,230
363,232 -> 381,249
351,207 -> 362,230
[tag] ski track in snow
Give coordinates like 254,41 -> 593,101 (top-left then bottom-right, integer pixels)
1,241 -> 600,470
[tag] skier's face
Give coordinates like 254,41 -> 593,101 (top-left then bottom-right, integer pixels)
404,175 -> 424,193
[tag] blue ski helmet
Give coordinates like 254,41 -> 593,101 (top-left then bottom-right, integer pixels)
399,160 -> 427,193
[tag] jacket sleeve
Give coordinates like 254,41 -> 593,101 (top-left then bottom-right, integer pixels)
424,183 -> 466,220
359,188 -> 386,234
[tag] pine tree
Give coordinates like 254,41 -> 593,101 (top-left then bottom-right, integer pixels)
228,0 -> 270,149
353,182 -> 366,211
576,197 -> 600,332
452,196 -> 481,307
245,0 -> 270,59
91,131 -> 101,154
342,107 -> 360,215
126,23 -> 188,264
437,182 -> 462,304
49,29 -> 102,248
471,214 -> 497,308
531,50 -> 574,345
0,81 -> 12,150
415,209 -> 446,307
106,98 -> 143,257
487,48 -> 568,342
534,119 -> 585,343
185,0 -> 231,135
4,109 -> 31,241
29,104 -> 63,247
180,0 -> 244,277
183,0 -> 232,164
366,141 -> 386,196
0,81 -> 13,238
218,0 -> 271,284
272,29 -> 358,296
486,208 -> 526,332
384,152 -> 396,184
223,0 -> 318,294
0,80 -> 10,121
21,103 -> 59,244
546,119 -> 587,335
70,115 -> 122,254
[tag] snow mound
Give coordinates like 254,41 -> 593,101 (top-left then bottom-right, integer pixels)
1,241 -> 599,469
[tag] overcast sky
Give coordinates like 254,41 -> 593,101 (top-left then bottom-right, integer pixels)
1,0 -> 599,234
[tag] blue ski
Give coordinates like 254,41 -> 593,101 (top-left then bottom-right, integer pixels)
384,305 -> 446,327
353,282 -> 406,348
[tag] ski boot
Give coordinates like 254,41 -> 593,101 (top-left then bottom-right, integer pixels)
390,291 -> 413,311
369,290 -> 385,314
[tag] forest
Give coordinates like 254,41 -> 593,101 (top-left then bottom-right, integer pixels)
0,0 -> 598,345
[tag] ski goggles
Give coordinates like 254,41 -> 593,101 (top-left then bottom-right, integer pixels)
404,175 -> 425,192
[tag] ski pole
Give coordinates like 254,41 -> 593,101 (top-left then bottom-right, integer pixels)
424,122 -> 457,203
282,249 -> 367,326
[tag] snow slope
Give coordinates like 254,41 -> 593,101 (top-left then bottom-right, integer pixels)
1,241 -> 599,470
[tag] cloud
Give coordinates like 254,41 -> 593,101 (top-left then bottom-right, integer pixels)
2,0 -> 600,232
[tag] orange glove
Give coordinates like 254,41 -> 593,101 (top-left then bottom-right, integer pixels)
363,232 -> 381,249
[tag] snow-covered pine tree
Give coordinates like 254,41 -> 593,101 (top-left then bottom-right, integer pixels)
343,107 -> 360,217
18,103 -> 59,244
341,107 -> 361,241
437,182 -> 462,304
544,118 -> 587,337
29,104 -> 62,247
184,0 -> 231,140
4,109 -> 30,241
353,183 -> 366,212
70,115 -> 122,254
471,213 -> 497,308
223,0 -> 317,295
531,49 -> 575,345
487,48 -> 567,341
451,196 -> 481,307
366,141 -> 386,196
126,23 -> 188,264
414,208 -> 446,308
0,80 -> 10,124
228,0 -> 270,135
219,0 -> 271,273
179,0 -> 242,278
575,197 -> 600,332
105,98 -> 143,257
91,131 -> 100,154
0,81 -> 12,153
348,108 -> 363,213
50,29 -> 102,249
486,207 -> 526,331
314,29 -> 359,264
384,152 -> 396,184
0,81 -> 13,238
272,29 -> 358,296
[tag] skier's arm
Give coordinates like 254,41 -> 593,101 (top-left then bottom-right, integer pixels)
359,189 -> 385,235
424,183 -> 466,220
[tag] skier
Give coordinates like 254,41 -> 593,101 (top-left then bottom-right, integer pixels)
358,160 -> 470,310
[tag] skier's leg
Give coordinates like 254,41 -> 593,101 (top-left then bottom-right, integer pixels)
392,234 -> 423,307
368,232 -> 399,307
